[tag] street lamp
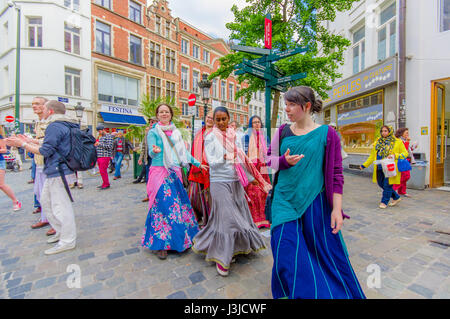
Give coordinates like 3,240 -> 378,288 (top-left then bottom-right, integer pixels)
198,74 -> 211,126
74,102 -> 84,126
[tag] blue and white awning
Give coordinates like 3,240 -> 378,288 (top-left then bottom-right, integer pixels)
99,112 -> 147,126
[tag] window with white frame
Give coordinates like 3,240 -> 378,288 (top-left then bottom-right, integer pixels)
221,81 -> 226,100
166,81 -> 175,99
165,21 -> 171,38
181,38 -> 189,55
228,83 -> 234,101
155,16 -> 161,34
181,66 -> 189,91
165,48 -> 175,73
3,66 -> 9,96
352,25 -> 365,74
203,49 -> 210,64
129,1 -> 141,24
150,77 -> 162,100
150,41 -> 161,68
441,0 -> 450,32
377,3 -> 396,62
182,102 -> 189,116
65,67 -> 81,97
98,70 -> 139,106
192,70 -> 200,93
96,21 -> 111,55
212,78 -> 218,98
130,34 -> 142,65
27,17 -> 42,48
192,44 -> 200,59
94,0 -> 111,10
64,23 -> 80,55
64,0 -> 80,11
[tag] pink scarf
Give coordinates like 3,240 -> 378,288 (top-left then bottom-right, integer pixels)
212,127 -> 272,193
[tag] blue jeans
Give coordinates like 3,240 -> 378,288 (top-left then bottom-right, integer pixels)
114,152 -> 124,177
376,167 -> 400,205
31,158 -> 36,180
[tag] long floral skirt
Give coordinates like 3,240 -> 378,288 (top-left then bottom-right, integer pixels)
271,191 -> 366,299
141,169 -> 199,252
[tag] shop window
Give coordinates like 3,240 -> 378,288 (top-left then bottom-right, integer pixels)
440,0 -> 450,32
337,91 -> 384,154
98,70 -> 139,106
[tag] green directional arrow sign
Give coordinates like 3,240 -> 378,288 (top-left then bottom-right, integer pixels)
268,72 -> 307,86
235,65 -> 275,81
258,46 -> 309,63
230,44 -> 271,56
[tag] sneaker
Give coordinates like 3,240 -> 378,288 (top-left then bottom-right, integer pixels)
77,184 -> 83,189
44,243 -> 75,255
389,198 -> 402,207
216,263 -> 229,276
47,233 -> 60,244
379,203 -> 388,209
13,201 -> 22,211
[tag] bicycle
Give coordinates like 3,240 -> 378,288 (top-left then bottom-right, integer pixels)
87,154 -> 131,177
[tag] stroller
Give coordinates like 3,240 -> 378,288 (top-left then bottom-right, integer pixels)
3,151 -> 20,171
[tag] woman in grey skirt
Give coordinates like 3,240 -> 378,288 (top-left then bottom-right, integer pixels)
192,107 -> 271,276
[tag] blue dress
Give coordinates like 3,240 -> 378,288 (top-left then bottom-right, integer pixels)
271,125 -> 366,299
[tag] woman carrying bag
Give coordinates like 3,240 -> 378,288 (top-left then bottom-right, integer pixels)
141,103 -> 207,260
393,127 -> 416,197
360,125 -> 408,209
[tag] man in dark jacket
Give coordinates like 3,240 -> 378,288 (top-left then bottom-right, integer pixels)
7,100 -> 78,255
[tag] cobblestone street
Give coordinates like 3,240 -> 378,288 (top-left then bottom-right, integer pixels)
1,165 -> 449,299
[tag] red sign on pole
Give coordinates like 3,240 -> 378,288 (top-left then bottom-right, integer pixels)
264,16 -> 272,49
5,115 -> 14,123
188,94 -> 197,106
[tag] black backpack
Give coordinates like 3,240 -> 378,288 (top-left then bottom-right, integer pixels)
56,121 -> 98,202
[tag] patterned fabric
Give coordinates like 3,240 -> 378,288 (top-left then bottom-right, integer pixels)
141,169 -> 199,252
271,191 -> 366,299
244,160 -> 270,228
96,133 -> 114,158
375,127 -> 396,158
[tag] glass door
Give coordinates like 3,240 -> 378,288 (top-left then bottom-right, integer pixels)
433,82 -> 447,187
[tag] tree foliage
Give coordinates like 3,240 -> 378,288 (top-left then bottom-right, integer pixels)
210,0 -> 359,127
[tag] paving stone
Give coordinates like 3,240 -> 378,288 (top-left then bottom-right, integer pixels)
116,282 -> 138,297
186,284 -> 207,299
125,248 -> 140,255
2,257 -> 20,266
95,270 -> 115,281
81,283 -> 103,296
34,276 -> 57,290
78,252 -> 95,261
171,277 -> 191,290
166,290 -> 188,299
8,283 -> 32,297
105,276 -> 125,288
6,278 -> 22,289
189,271 -> 206,284
107,251 -> 125,260
408,284 -> 434,299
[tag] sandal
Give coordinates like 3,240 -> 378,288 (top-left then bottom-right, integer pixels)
156,250 -> 167,260
33,207 -> 42,214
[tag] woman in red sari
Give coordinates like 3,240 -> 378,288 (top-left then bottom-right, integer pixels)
188,111 -> 214,226
243,115 -> 271,229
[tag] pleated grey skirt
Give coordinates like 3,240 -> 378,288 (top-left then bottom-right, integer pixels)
192,181 -> 266,269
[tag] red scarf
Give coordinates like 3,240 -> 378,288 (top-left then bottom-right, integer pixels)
188,127 -> 211,188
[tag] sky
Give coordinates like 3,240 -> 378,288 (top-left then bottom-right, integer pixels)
148,0 -> 247,40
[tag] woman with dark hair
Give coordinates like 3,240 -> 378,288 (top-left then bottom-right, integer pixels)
243,115 -> 271,228
192,107 -> 270,276
141,103 -> 208,260
267,86 -> 365,299
360,125 -> 408,208
392,127 -> 416,197
187,111 -> 214,226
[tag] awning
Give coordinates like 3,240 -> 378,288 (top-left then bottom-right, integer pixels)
99,112 -> 147,126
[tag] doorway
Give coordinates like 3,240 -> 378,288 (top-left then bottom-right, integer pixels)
431,79 -> 450,188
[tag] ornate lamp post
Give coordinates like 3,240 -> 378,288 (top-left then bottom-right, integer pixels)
74,102 -> 84,127
198,74 -> 211,126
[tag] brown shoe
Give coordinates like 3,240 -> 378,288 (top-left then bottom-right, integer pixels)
142,197 -> 149,202
32,207 -> 42,214
46,228 -> 56,236
31,221 -> 49,229
27,179 -> 35,184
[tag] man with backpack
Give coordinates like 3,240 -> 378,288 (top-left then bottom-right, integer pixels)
6,100 -> 79,255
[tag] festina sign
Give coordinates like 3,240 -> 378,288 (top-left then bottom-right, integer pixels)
101,104 -> 139,115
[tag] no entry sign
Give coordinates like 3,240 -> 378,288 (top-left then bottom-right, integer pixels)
5,115 -> 14,123
188,94 -> 196,106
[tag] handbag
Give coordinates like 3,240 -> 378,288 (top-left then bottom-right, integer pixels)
379,156 -> 397,178
397,154 -> 412,172
162,133 -> 190,189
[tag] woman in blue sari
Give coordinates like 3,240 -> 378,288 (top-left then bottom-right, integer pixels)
267,86 -> 365,299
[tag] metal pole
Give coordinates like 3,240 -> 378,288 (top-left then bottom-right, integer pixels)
203,102 -> 207,126
191,108 -> 195,146
398,0 -> 407,129
14,6 -> 21,134
265,85 -> 272,142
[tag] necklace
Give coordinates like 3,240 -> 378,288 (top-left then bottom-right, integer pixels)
291,122 -> 317,136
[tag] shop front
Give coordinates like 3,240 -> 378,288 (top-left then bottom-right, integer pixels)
322,57 -> 398,171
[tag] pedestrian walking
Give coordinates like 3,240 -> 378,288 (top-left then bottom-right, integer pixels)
243,115 -> 271,229
95,124 -> 114,190
0,128 -> 22,211
192,107 -> 270,277
393,127 -> 417,197
360,125 -> 408,208
141,103 -> 207,260
187,111 -> 214,227
112,130 -> 133,180
7,100 -> 78,255
267,86 -> 365,299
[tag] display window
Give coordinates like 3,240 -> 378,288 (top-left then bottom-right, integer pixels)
337,91 -> 384,154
